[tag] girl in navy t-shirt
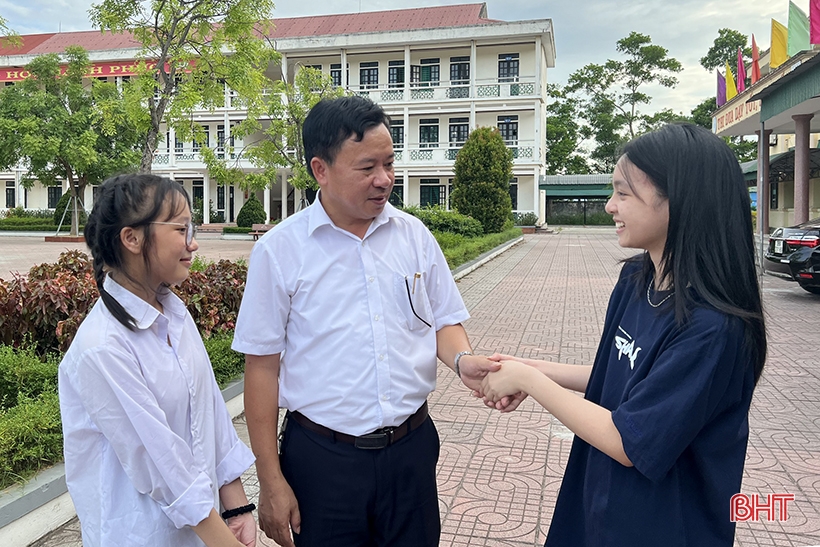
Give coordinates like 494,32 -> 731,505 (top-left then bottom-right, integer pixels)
482,123 -> 766,546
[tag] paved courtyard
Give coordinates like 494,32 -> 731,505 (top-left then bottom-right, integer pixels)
6,229 -> 819,546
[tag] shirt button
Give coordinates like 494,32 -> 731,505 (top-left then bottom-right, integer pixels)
369,276 -> 374,283
379,354 -> 385,361
374,315 -> 380,321
381,394 -> 388,401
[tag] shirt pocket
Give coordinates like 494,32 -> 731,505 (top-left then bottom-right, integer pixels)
394,272 -> 434,332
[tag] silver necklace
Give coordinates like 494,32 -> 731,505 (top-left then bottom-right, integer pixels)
646,275 -> 674,308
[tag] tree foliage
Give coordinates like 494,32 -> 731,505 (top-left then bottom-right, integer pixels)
0,16 -> 21,48
235,193 -> 266,227
0,46 -> 141,235
90,0 -> 278,172
567,32 -> 682,172
700,29 -> 751,72
202,67 -> 346,207
450,127 -> 513,234
689,96 -> 756,162
544,84 -> 590,175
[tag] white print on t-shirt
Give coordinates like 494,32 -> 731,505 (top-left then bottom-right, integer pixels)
614,326 -> 641,370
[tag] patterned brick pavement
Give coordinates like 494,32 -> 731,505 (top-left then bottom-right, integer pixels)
24,230 -> 820,546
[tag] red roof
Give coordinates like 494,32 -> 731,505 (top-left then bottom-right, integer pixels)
0,3 -> 495,57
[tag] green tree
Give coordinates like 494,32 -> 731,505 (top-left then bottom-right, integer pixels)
700,29 -> 751,72
450,127 -> 513,234
568,32 -> 682,172
202,67 -> 346,208
235,193 -> 266,227
90,0 -> 278,172
544,84 -> 591,175
0,46 -> 141,235
0,16 -> 21,48
689,96 -> 756,162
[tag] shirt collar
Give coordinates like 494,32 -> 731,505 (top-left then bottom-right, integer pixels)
306,190 -> 399,240
103,274 -> 187,330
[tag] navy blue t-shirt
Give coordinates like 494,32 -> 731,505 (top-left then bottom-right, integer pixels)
546,259 -> 756,547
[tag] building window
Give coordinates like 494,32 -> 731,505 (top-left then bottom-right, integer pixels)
509,178 -> 518,210
498,115 -> 519,145
771,182 -> 778,210
306,64 -> 322,71
411,58 -> 440,87
449,118 -> 469,148
388,60 -> 405,88
331,63 -> 342,87
47,186 -> 63,209
217,185 -> 225,210
192,180 -> 204,206
359,61 -> 379,89
449,56 -> 470,85
175,134 -> 184,154
420,179 -> 445,207
5,181 -> 15,209
498,53 -> 520,82
389,184 -> 404,207
193,125 -> 210,151
390,120 -> 404,146
419,119 -> 439,148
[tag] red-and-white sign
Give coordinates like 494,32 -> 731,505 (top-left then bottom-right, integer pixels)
714,100 -> 761,132
1,60 -> 192,82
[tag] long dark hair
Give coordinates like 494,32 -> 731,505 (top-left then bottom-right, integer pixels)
620,123 -> 766,383
84,174 -> 190,330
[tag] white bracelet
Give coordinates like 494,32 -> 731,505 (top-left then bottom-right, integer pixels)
453,350 -> 472,378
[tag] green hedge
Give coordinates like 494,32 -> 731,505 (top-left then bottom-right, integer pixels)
0,345 -> 58,410
223,226 -> 256,234
436,227 -> 522,269
0,391 -> 62,489
203,333 -> 245,388
402,206 -> 483,237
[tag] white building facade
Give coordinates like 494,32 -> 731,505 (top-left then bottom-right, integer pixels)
0,4 -> 555,224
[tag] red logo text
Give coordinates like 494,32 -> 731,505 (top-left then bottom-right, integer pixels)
730,493 -> 794,522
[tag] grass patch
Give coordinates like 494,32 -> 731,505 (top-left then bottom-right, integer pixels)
436,227 -> 522,269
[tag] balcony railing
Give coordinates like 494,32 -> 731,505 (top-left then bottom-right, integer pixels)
151,145 -> 246,168
396,140 -> 537,164
351,76 -> 537,104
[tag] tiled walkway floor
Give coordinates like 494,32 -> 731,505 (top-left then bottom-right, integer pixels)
20,230 -> 820,546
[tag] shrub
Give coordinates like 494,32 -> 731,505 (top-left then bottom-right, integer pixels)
436,227 -> 522,269
513,212 -> 539,226
0,251 -> 98,353
0,344 -> 58,410
0,390 -> 63,489
402,206 -> 483,237
4,207 -> 53,219
52,192 -> 88,227
236,194 -> 266,228
173,260 -> 248,337
203,333 -> 245,387
450,127 -> 514,234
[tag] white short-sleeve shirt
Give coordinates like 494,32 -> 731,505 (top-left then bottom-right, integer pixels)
232,199 -> 469,436
59,276 -> 255,547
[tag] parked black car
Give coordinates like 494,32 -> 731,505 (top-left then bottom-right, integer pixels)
764,217 -> 820,295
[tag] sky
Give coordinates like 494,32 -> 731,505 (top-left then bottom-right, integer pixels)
0,0 -> 801,116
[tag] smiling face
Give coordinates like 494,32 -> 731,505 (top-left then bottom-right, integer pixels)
606,156 -> 670,266
146,196 -> 199,289
310,123 -> 395,239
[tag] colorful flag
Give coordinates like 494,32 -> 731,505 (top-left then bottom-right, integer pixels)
751,34 -> 761,84
788,1 -> 810,56
725,61 -> 737,101
717,70 -> 726,107
771,19 -> 789,69
811,0 -> 820,44
737,47 -> 747,93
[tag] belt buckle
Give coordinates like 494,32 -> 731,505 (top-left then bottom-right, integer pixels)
354,427 -> 394,450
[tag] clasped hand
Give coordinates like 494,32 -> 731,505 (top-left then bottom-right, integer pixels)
458,353 -> 527,412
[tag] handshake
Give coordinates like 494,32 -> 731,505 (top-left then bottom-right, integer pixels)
457,352 -> 557,413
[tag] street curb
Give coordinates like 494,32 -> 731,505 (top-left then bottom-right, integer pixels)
0,234 -> 523,546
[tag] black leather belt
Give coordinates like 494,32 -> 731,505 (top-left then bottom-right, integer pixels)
288,401 -> 429,450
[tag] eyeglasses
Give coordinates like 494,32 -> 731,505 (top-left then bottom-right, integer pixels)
151,221 -> 197,246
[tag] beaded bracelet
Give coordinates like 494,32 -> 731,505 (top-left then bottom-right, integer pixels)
221,503 -> 256,520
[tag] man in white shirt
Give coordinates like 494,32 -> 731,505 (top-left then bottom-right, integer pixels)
232,96 -> 517,547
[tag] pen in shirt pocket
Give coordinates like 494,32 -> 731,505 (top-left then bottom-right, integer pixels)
412,272 -> 421,294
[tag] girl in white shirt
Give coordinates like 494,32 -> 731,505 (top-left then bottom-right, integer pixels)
59,174 -> 256,547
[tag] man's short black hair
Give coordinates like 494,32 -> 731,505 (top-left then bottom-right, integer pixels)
303,96 -> 391,179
